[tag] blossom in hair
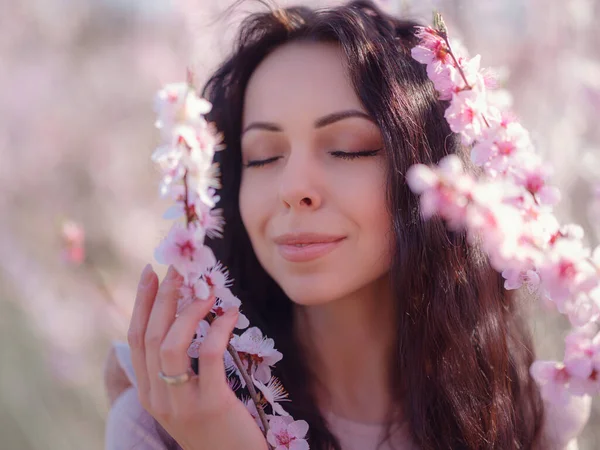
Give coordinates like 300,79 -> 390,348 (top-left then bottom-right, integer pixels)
563,292 -> 600,328
530,361 -> 574,405
532,326 -> 600,403
444,90 -> 488,145
410,16 -> 600,403
406,154 -> 473,226
510,153 -> 561,206
501,267 -> 541,292
267,416 -> 310,450
563,326 -> 600,395
536,238 -> 598,306
470,118 -> 532,174
411,27 -> 449,66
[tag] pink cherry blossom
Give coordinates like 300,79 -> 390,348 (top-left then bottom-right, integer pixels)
154,222 -> 216,280
60,220 -> 85,265
510,154 -> 561,206
154,82 -> 211,136
267,416 -> 310,450
187,160 -> 222,208
201,263 -> 249,329
411,27 -> 466,101
502,268 -> 526,290
502,267 -> 540,292
230,327 -> 283,384
563,292 -> 600,328
537,238 -> 596,306
405,164 -> 439,194
151,81 -> 307,436
563,326 -> 600,395
407,155 -> 475,227
253,376 -> 290,417
411,27 -> 449,66
178,273 -> 211,311
187,319 -> 210,358
410,13 -> 600,409
444,89 -> 488,144
243,396 -> 270,430
426,62 -> 457,101
471,120 -> 532,174
466,200 -> 524,271
162,186 -> 224,238
449,54 -> 484,92
530,360 -> 572,405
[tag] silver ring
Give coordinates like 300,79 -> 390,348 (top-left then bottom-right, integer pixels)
158,367 -> 195,385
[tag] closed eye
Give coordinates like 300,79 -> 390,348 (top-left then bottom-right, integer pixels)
330,149 -> 382,160
244,156 -> 281,168
243,148 -> 382,168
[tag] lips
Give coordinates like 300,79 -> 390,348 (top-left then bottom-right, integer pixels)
274,233 -> 346,262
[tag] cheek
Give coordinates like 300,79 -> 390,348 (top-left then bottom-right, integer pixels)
239,174 -> 273,248
239,176 -> 258,237
351,181 -> 393,265
334,162 -> 391,238
329,163 -> 393,279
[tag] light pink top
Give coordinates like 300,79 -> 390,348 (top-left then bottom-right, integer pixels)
105,341 -> 589,450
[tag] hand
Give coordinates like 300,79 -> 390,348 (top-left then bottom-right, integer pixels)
127,264 -> 269,450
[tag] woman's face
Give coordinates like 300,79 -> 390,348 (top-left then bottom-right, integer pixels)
239,41 -> 393,306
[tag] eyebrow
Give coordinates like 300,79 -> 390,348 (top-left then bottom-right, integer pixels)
241,109 -> 375,135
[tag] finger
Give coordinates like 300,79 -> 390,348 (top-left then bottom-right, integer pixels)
197,307 -> 239,392
145,265 -> 183,409
127,264 -> 158,400
160,296 -> 217,409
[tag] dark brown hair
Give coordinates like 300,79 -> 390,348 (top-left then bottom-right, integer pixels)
202,1 -> 546,449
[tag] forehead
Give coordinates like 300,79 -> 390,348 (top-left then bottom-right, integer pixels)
242,41 -> 365,126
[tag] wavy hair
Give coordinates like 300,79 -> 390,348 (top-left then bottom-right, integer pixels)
201,1 -> 546,449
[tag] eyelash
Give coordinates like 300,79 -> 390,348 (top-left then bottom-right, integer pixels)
244,149 -> 382,168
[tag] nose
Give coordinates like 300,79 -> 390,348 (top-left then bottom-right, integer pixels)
278,150 -> 322,210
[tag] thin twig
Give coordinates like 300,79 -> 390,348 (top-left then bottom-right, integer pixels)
226,344 -> 272,439
442,35 -> 491,129
183,166 -> 273,446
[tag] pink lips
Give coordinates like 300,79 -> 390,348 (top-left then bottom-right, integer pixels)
274,233 -> 346,263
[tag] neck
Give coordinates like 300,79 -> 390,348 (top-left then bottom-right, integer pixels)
293,274 -> 397,423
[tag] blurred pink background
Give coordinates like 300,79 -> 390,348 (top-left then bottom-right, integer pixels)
0,0 -> 598,448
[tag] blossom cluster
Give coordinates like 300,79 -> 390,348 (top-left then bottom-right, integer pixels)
408,19 -> 600,402
151,80 -> 309,448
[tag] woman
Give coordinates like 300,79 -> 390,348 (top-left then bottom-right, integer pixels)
104,1 -> 591,449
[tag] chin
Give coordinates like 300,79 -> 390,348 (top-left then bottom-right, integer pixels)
275,275 -> 350,307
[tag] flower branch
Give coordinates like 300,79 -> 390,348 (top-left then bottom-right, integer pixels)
409,13 -> 600,402
151,81 -> 309,448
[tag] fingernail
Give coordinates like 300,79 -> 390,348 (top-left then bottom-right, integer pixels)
140,264 -> 153,286
227,307 -> 239,317
166,265 -> 177,280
